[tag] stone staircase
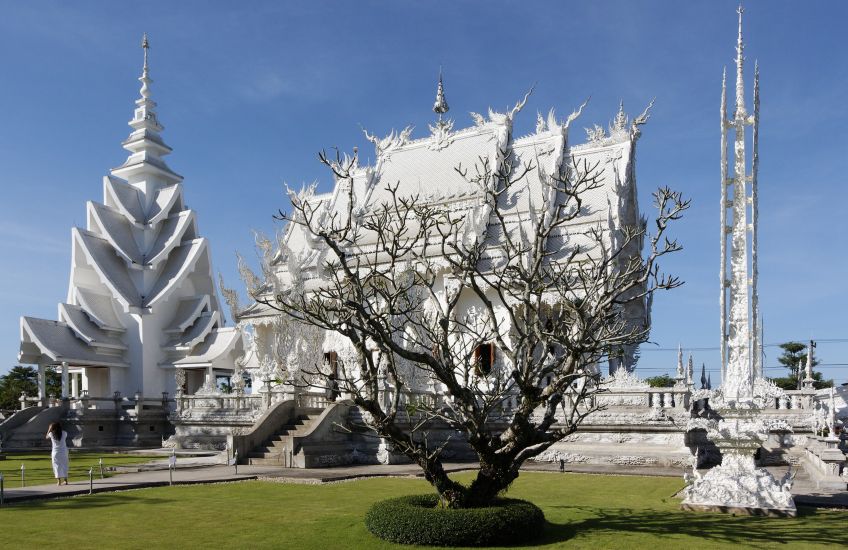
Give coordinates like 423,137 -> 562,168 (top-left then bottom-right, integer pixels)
245,408 -> 324,466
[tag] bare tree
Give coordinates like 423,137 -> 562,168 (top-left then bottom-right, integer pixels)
255,107 -> 688,508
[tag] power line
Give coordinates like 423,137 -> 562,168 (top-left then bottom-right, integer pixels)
634,365 -> 848,372
639,339 -> 848,352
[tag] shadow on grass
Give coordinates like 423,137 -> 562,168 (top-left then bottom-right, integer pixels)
7,494 -> 176,512
509,505 -> 847,547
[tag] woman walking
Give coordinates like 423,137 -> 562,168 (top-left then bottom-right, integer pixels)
46,422 -> 69,485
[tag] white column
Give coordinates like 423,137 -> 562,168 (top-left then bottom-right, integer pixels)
71,373 -> 79,398
37,362 -> 47,406
61,361 -> 69,399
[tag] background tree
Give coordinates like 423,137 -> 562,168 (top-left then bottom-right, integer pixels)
770,341 -> 832,390
260,105 -> 687,508
644,374 -> 675,388
0,366 -> 61,411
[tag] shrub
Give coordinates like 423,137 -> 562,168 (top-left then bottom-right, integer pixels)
364,493 -> 545,547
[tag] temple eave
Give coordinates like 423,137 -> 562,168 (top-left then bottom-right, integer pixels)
172,327 -> 242,368
20,317 -> 129,368
122,135 -> 172,156
111,159 -> 183,183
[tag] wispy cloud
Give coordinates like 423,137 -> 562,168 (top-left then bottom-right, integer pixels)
237,71 -> 300,102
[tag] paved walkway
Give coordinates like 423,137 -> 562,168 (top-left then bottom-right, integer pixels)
1,459 -> 845,509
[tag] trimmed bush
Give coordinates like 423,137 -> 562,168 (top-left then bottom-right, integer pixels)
364,493 -> 545,547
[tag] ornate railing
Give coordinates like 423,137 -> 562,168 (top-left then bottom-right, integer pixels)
18,390 -> 176,413
19,379 -> 820,422
595,387 -> 691,409
175,392 -> 269,414
295,391 -> 332,409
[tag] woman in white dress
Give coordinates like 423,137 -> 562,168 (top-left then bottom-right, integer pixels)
46,422 -> 69,485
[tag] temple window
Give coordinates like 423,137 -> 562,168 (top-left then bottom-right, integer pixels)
474,343 -> 495,376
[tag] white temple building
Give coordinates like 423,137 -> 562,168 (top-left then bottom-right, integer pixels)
237,83 -> 651,382
16,36 -> 242,424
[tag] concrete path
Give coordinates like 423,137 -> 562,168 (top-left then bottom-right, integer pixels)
0,464 -> 271,504
0,462 -> 479,504
1,459 -> 845,509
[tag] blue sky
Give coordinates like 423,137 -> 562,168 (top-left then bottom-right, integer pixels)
0,1 -> 846,383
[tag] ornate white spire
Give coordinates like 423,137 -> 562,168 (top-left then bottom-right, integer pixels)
428,68 -> 454,150
111,33 -> 182,197
720,5 -> 759,403
803,339 -> 816,386
687,354 -> 694,386
139,33 -> 151,100
676,344 -> 684,379
433,69 -> 449,120
734,5 -> 746,118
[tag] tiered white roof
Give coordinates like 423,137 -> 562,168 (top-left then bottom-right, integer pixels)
19,36 -> 241,394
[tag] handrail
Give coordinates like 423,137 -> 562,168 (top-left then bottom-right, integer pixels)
227,399 -> 298,463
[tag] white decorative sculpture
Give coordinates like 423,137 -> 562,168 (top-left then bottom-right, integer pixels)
682,7 -> 795,517
603,367 -> 649,390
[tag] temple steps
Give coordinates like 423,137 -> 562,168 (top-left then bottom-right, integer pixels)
245,412 -> 323,466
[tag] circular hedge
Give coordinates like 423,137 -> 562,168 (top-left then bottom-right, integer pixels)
364,494 -> 545,547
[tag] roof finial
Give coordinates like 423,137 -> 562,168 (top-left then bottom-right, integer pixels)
734,4 -> 746,117
433,67 -> 449,120
139,33 -> 151,100
142,33 -> 149,73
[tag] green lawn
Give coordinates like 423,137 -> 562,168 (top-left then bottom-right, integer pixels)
0,472 -> 845,549
0,452 -> 158,486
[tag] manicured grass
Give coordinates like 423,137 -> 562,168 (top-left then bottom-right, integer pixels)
0,452 -> 158,486
0,472 -> 845,549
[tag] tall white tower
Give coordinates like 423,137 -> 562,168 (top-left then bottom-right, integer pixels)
19,36 -> 243,401
720,5 -> 761,401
